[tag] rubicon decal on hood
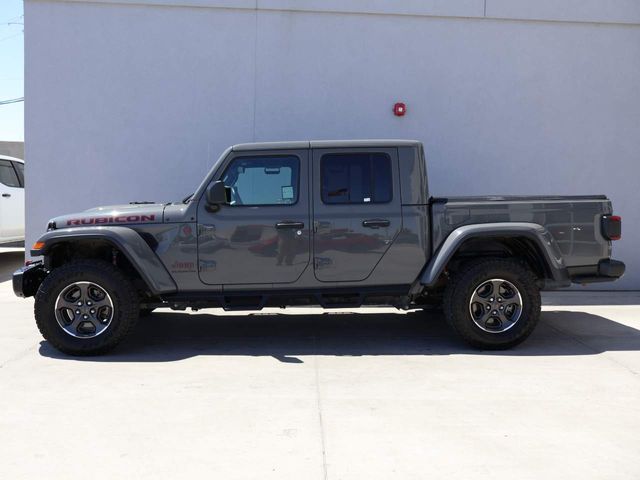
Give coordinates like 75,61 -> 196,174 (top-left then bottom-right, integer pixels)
66,214 -> 156,226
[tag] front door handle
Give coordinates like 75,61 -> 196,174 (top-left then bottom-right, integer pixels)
276,221 -> 304,230
362,219 -> 390,229
1,193 -> 10,198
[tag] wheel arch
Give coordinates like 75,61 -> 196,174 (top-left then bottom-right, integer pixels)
32,227 -> 177,295
420,222 -> 571,289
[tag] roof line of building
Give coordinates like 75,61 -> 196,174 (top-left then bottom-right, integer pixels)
25,0 -> 640,29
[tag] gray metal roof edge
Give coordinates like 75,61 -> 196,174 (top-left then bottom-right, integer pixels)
310,139 -> 421,148
232,141 -> 310,151
232,139 -> 421,151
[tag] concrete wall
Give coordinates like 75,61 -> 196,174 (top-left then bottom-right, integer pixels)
0,141 -> 24,160
25,0 -> 640,288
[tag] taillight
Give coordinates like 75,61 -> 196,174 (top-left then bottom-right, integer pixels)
602,215 -> 622,241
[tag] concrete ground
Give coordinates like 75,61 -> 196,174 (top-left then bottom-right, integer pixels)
0,249 -> 639,479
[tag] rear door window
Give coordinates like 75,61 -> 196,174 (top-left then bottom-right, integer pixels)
321,153 -> 392,204
0,160 -> 20,188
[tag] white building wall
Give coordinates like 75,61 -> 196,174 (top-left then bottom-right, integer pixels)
25,0 -> 640,288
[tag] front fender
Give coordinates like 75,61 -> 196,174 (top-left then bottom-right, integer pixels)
420,222 -> 570,288
32,226 -> 177,294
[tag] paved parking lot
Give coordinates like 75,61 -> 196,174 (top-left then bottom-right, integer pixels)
1,250 -> 639,479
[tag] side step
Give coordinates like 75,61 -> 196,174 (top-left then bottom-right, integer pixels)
222,296 -> 264,311
159,285 -> 412,311
317,293 -> 363,308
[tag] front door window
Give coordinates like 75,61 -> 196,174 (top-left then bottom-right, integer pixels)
222,156 -> 299,206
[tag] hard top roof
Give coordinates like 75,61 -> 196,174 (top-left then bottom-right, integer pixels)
232,139 -> 422,151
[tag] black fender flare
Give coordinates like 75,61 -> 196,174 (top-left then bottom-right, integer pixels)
420,222 -> 570,288
32,226 -> 177,295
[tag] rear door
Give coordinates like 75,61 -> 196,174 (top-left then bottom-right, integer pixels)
0,159 -> 24,241
312,147 -> 402,282
197,149 -> 311,285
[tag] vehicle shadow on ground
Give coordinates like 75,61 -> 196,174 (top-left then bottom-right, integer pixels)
0,250 -> 23,282
38,308 -> 640,363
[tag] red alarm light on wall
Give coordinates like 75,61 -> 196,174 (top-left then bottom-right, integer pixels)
393,102 -> 406,116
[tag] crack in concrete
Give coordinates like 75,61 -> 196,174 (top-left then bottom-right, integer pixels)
0,344 -> 36,369
313,333 -> 329,480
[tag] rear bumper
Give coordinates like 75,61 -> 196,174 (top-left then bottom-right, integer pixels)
13,262 -> 47,298
569,259 -> 626,284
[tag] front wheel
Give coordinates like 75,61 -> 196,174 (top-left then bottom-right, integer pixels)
443,258 -> 541,350
34,260 -> 140,355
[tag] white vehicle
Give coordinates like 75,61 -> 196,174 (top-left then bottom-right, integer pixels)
0,155 -> 25,246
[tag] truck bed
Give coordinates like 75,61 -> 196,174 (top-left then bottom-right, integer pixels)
430,195 -> 613,269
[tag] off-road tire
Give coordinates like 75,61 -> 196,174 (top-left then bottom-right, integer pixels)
443,258 -> 541,350
35,260 -> 139,356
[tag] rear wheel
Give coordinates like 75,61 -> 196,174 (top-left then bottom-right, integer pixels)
443,258 -> 541,349
35,260 -> 139,355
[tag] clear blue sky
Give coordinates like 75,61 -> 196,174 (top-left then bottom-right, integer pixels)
0,0 -> 24,141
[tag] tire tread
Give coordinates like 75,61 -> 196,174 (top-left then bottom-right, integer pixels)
443,258 -> 541,350
34,259 -> 139,356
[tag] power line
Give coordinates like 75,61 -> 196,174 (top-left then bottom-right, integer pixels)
0,13 -> 24,31
0,97 -> 24,106
0,14 -> 23,25
0,31 -> 22,43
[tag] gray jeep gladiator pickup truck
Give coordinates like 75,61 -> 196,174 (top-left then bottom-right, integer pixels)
14,140 -> 624,355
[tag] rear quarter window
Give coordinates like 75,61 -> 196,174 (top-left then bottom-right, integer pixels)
12,162 -> 24,187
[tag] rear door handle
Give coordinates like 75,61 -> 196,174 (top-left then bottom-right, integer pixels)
362,219 -> 390,229
276,221 -> 304,230
1,193 -> 10,198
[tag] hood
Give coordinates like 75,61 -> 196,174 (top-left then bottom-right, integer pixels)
49,203 -> 166,229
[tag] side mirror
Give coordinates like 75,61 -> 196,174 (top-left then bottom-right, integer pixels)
206,181 -> 230,205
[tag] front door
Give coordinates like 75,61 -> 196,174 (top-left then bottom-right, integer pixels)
197,149 -> 310,285
312,148 -> 402,282
0,159 -> 24,241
